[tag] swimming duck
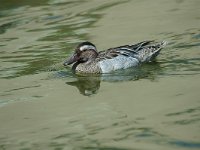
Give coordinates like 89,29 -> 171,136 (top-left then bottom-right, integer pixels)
63,41 -> 166,73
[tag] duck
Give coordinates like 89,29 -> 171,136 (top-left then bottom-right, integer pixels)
63,41 -> 166,74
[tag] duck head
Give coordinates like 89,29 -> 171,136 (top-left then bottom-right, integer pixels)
63,41 -> 98,66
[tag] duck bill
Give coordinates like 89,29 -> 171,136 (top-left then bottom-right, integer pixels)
63,54 -> 79,66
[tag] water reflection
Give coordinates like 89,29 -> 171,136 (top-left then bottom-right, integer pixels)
65,62 -> 163,96
66,75 -> 101,96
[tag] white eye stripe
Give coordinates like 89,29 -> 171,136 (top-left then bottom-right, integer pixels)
80,45 -> 96,51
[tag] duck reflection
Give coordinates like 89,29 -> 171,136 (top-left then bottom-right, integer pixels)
66,74 -> 101,96
65,62 -> 163,96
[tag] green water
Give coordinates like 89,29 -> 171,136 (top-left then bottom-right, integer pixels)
0,0 -> 200,150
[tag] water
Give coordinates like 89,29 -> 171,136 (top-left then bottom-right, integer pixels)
0,0 -> 200,149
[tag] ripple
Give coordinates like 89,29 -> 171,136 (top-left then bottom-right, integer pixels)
166,106 -> 200,117
0,1 -> 129,79
169,140 -> 200,148
164,106 -> 200,126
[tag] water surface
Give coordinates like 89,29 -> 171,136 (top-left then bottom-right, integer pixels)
0,0 -> 200,150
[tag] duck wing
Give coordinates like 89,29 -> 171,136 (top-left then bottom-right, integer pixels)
97,41 -> 166,62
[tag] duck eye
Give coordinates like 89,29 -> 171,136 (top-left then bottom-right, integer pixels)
79,57 -> 88,63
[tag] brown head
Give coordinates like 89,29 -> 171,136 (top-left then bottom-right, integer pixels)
63,42 -> 98,66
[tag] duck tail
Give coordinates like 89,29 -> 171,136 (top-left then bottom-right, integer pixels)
149,41 -> 167,60
138,41 -> 167,62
